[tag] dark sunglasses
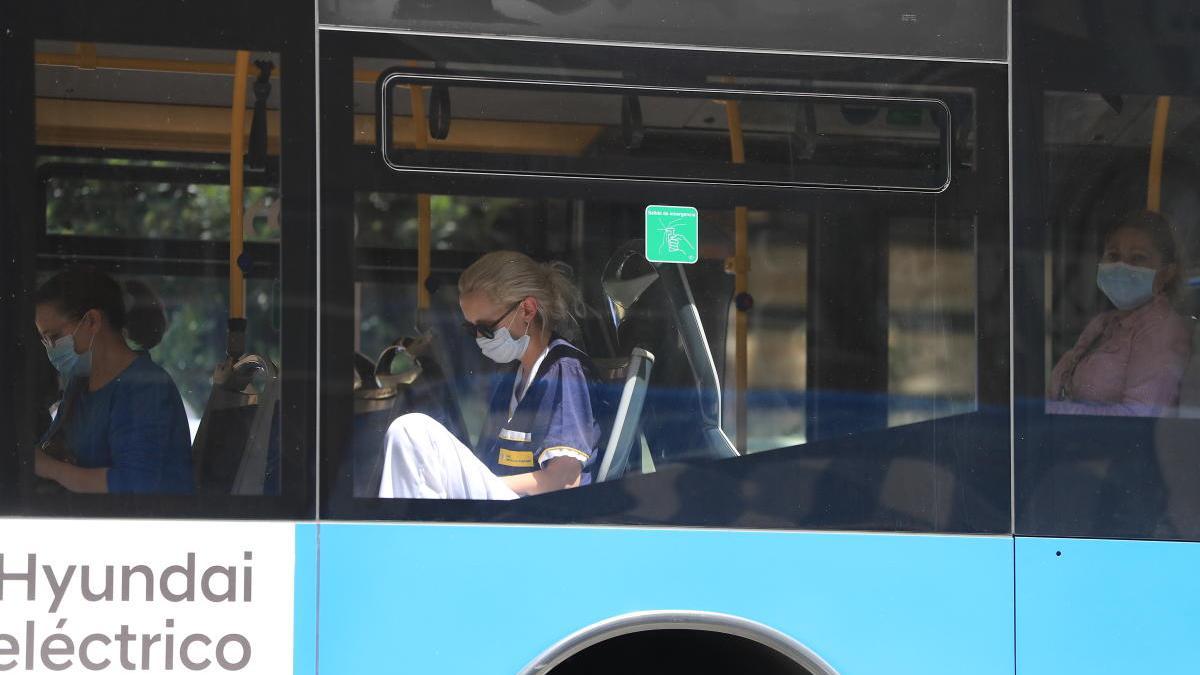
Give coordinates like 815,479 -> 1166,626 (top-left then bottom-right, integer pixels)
463,300 -> 522,340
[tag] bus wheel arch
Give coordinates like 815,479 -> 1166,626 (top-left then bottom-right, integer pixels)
519,610 -> 838,675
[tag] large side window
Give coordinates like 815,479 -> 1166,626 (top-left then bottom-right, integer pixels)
1017,89 -> 1200,540
0,25 -> 315,516
319,37 -> 1010,532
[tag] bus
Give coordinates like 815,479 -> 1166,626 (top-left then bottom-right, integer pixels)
0,0 -> 1196,672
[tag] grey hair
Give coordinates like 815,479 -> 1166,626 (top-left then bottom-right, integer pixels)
458,250 -> 584,339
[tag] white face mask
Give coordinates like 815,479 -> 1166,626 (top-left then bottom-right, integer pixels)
1096,262 -> 1158,311
476,327 -> 530,364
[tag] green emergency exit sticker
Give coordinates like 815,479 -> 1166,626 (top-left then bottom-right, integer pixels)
645,205 -> 699,264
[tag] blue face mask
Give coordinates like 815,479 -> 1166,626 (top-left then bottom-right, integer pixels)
1097,262 -> 1157,311
45,320 -> 93,378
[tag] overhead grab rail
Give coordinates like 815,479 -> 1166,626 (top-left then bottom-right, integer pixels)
375,69 -> 954,193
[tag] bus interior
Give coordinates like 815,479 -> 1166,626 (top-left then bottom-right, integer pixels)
28,37 -> 1014,531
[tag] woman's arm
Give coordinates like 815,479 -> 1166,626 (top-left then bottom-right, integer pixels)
34,448 -> 109,493
501,456 -> 582,496
1048,312 -> 1191,417
1049,313 -> 1111,397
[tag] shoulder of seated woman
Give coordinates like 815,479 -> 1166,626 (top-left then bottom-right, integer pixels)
1127,302 -> 1191,337
113,356 -> 176,391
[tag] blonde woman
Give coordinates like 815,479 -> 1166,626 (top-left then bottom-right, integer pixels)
378,251 -> 603,499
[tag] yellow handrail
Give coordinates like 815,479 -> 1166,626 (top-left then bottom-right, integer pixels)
1147,95 -> 1171,213
229,51 -> 250,320
410,85 -> 433,313
724,100 -> 749,455
37,48 -> 381,83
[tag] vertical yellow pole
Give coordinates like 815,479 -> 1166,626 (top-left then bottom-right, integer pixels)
409,85 -> 432,312
1147,95 -> 1171,213
725,101 -> 749,454
229,51 -> 250,319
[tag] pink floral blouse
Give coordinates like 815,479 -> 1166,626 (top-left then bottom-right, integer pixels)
1048,294 -> 1193,417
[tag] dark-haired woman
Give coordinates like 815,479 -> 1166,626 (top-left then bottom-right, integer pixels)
1049,211 -> 1193,417
33,267 -> 193,494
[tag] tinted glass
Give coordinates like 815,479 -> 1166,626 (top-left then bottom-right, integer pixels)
380,73 -> 951,191
319,0 -> 1007,61
1017,90 -> 1200,540
320,49 -> 1009,532
9,41 -> 309,515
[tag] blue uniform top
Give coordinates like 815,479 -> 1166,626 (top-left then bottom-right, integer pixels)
476,337 -> 605,485
44,353 -> 194,494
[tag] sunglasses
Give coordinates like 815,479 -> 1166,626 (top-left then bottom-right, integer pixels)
462,300 -> 522,340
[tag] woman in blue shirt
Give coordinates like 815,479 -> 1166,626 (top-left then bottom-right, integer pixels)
378,251 -> 603,499
33,267 -> 193,494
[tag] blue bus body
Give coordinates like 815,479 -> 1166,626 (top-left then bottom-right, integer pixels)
3,1 -> 1199,673
314,526 -> 1014,674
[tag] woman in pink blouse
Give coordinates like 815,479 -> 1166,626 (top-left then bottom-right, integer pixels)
1049,211 -> 1193,417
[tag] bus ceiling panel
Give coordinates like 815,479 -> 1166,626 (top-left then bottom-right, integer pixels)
30,0 -> 306,52
36,63 -> 282,110
35,98 -> 282,157
1042,93 -> 1200,150
319,0 -> 1007,63
1016,0 -> 1200,96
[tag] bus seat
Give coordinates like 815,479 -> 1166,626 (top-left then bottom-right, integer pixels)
353,351 -> 396,414
347,346 -> 407,497
592,347 -> 655,482
1171,321 -> 1200,418
1153,416 -> 1200,539
399,334 -> 470,442
347,338 -> 472,497
603,240 -> 738,468
191,353 -> 281,496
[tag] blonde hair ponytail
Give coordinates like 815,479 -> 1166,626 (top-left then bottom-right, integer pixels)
459,251 -> 583,338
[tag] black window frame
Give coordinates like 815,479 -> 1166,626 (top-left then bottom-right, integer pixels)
0,0 -> 318,519
1013,0 -> 1200,542
318,29 -> 1012,533
377,70 -> 954,193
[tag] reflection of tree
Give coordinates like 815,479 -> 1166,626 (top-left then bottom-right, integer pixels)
353,192 -> 529,355
43,163 -> 281,417
354,192 -> 522,251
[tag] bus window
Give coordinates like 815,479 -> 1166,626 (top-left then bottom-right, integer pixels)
26,41 -> 296,507
1020,91 -> 1200,539
322,51 -> 1007,531
377,73 -> 952,192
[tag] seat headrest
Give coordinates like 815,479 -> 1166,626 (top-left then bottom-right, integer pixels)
602,239 -> 659,311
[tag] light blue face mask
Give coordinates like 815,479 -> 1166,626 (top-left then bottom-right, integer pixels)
45,320 -> 93,378
476,326 -> 530,364
1096,262 -> 1157,311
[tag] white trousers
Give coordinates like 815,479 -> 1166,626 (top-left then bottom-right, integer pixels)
378,413 -> 519,500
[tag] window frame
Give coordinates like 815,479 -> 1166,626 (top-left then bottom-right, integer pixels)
377,69 -> 955,193
0,0 -> 317,519
1013,0 -> 1200,542
318,30 -> 1012,533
